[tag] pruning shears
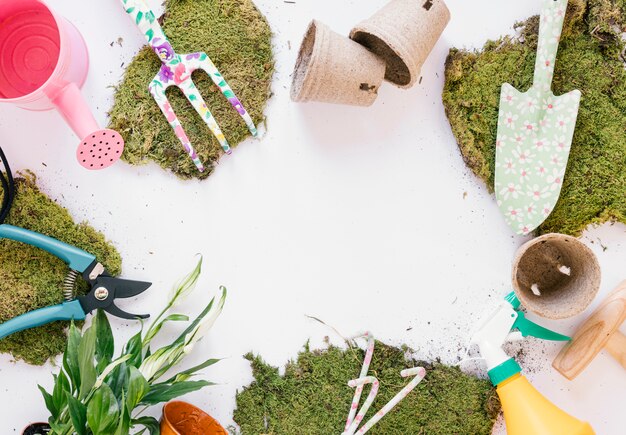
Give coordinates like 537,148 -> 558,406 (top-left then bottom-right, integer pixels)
0,224 -> 151,340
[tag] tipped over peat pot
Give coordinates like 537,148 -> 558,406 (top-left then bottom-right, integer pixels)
291,20 -> 386,106
512,233 -> 601,319
350,0 -> 450,88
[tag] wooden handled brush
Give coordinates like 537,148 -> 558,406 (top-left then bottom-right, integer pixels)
553,280 -> 626,380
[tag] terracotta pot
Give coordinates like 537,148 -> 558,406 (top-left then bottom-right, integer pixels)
22,423 -> 51,435
291,20 -> 386,106
512,233 -> 601,319
161,401 -> 227,435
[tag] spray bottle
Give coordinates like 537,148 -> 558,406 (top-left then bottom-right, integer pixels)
471,292 -> 595,435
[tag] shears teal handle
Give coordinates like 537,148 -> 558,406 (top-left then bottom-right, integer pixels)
0,224 -> 95,272
0,300 -> 86,340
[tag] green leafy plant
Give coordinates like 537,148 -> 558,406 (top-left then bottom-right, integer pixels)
38,257 -> 225,434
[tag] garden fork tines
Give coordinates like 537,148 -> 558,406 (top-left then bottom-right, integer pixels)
121,0 -> 257,172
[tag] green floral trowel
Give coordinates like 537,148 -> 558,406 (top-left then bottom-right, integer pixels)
495,0 -> 581,235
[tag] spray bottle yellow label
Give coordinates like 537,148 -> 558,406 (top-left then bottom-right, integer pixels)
497,374 -> 595,435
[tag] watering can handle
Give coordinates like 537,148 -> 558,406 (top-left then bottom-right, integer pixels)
120,0 -> 177,66
533,0 -> 569,91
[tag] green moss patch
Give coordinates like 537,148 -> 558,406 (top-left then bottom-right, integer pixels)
0,173 -> 121,365
234,341 -> 500,434
443,0 -> 626,235
109,0 -> 274,179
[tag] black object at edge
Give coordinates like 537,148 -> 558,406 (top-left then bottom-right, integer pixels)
0,146 -> 15,224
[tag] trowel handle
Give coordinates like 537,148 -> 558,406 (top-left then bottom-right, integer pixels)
605,331 -> 626,370
553,280 -> 626,379
120,0 -> 178,66
533,0 -> 569,91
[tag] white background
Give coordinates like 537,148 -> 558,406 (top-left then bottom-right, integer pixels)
1,0 -> 624,433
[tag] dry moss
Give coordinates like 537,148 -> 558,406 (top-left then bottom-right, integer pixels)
234,341 -> 500,434
109,0 -> 274,179
442,0 -> 626,235
0,173 -> 121,365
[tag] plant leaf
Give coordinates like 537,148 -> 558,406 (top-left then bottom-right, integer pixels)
174,287 -> 226,353
126,366 -> 150,411
174,298 -> 215,346
135,10 -> 143,24
49,421 -> 72,433
140,380 -> 213,405
143,257 -> 202,347
114,392 -> 131,435
86,384 -> 119,434
95,309 -> 114,370
125,330 -> 144,368
132,416 -> 160,434
78,321 -> 98,399
139,344 -> 183,382
63,322 -> 82,393
52,371 -> 70,416
107,362 -> 128,400
161,358 -> 220,384
142,314 -> 189,347
66,392 -> 87,435
94,354 -> 132,390
38,385 -> 57,420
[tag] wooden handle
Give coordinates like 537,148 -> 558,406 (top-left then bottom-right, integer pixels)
553,280 -> 626,380
605,330 -> 626,370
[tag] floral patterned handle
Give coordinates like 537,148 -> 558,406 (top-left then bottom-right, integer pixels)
533,0 -> 568,91
121,0 -> 179,67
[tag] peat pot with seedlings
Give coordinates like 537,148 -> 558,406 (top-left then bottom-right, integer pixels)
512,233 -> 601,319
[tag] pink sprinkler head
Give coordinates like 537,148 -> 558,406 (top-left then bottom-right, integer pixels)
76,129 -> 124,170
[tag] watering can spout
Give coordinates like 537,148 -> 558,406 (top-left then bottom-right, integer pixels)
53,82 -> 99,140
51,83 -> 125,170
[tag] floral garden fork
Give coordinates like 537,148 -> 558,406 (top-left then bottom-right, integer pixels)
120,0 -> 257,172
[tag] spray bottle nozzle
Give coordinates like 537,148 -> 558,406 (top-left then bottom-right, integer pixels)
505,292 -> 571,342
471,292 -> 570,385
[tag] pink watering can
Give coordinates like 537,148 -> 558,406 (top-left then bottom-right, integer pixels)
0,0 -> 124,170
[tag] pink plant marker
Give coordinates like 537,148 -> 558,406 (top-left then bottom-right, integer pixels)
343,332 -> 426,435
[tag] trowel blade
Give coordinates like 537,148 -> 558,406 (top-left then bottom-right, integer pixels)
495,83 -> 581,235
